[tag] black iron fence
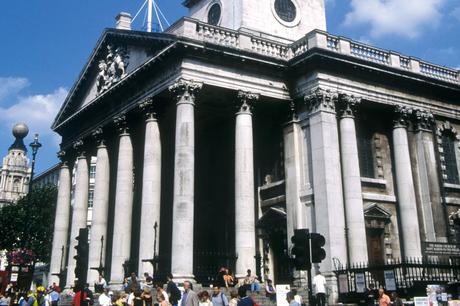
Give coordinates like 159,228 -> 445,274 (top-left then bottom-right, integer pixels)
194,250 -> 237,286
334,258 -> 460,303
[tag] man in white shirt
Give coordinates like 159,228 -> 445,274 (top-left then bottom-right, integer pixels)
98,289 -> 111,306
313,271 -> 327,306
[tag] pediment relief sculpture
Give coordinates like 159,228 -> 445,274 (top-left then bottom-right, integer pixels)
96,44 -> 130,95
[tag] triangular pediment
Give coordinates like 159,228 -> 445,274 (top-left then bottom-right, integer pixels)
364,203 -> 392,219
52,29 -> 177,131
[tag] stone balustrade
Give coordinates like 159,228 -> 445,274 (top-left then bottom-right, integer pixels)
196,23 -> 239,47
250,37 -> 290,59
167,18 -> 460,85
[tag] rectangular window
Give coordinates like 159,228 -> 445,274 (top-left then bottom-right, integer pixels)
90,165 -> 96,179
357,133 -> 375,178
442,134 -> 460,184
88,189 -> 95,208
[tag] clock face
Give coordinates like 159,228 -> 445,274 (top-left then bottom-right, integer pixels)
208,3 -> 222,26
274,0 -> 297,23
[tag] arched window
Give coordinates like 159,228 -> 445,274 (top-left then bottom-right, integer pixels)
441,131 -> 460,184
13,179 -> 20,193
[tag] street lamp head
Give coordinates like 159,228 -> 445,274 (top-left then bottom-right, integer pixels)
29,133 -> 42,154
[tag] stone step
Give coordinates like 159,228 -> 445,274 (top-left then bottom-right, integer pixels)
57,286 -> 311,306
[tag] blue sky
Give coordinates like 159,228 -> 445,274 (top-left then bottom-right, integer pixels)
0,0 -> 459,174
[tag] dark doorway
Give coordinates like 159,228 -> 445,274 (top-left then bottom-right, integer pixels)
366,228 -> 384,265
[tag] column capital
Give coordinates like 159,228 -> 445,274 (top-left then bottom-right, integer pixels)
413,109 -> 435,132
169,78 -> 203,105
139,97 -> 158,121
73,139 -> 86,158
92,127 -> 107,147
393,105 -> 413,129
304,87 -> 337,114
337,93 -> 361,119
57,150 -> 70,166
236,90 -> 259,114
114,115 -> 129,135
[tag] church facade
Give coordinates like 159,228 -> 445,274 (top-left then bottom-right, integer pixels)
49,0 -> 460,298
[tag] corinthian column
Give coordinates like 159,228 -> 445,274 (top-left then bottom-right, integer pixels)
234,91 -> 259,278
392,106 -> 422,258
87,128 -> 110,283
66,141 -> 89,287
304,88 -> 347,273
168,79 -> 202,281
337,94 -> 368,264
48,151 -> 72,286
413,110 -> 445,242
138,98 -> 162,276
110,116 -> 134,283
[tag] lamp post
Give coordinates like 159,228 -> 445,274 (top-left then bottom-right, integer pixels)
28,133 -> 42,191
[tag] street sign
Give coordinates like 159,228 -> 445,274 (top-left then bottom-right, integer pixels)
422,242 -> 460,256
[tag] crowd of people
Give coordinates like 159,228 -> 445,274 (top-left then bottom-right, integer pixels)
0,284 -> 62,306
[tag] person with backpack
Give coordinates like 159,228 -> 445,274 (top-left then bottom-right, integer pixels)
166,274 -> 181,306
211,286 -> 228,306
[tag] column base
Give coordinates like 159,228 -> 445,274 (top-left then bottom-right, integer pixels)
172,274 -> 196,286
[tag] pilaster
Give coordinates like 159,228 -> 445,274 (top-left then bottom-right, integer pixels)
303,88 -> 347,273
412,110 -> 445,242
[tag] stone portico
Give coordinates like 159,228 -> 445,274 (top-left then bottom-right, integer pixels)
48,0 -> 460,301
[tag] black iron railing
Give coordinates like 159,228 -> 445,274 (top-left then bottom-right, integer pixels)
334,258 -> 460,302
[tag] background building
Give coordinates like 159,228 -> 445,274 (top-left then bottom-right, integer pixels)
0,123 -> 31,208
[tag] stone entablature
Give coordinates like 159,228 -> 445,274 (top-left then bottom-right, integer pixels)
168,18 -> 460,84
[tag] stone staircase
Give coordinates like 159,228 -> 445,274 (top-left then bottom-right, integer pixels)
58,285 -> 310,306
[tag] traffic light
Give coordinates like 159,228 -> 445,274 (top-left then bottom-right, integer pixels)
74,227 -> 89,285
310,232 -> 326,263
291,229 -> 311,270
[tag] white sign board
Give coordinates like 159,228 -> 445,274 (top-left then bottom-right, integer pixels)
276,284 -> 291,306
384,270 -> 397,291
414,296 -> 430,306
338,274 -> 348,294
10,273 -> 18,282
355,273 -> 366,293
